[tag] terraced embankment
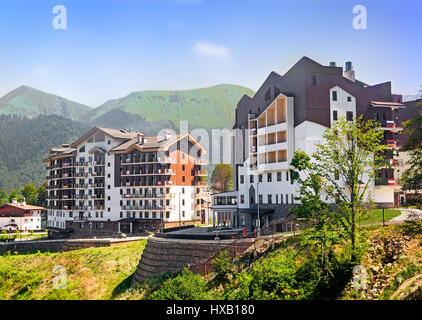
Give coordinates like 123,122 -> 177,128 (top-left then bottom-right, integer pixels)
131,237 -> 254,284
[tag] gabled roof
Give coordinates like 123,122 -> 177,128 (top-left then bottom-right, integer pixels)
110,133 -> 206,154
0,203 -> 45,211
43,147 -> 77,162
70,127 -> 145,148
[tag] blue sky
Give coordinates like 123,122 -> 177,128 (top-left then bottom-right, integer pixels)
0,0 -> 421,106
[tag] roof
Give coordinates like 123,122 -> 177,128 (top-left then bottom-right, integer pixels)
0,203 -> 45,211
70,127 -> 145,148
370,101 -> 405,108
110,133 -> 206,154
43,147 -> 77,162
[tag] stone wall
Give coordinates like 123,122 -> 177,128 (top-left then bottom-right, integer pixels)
131,237 -> 253,284
0,237 -> 144,254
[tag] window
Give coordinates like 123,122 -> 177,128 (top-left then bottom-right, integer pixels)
258,174 -> 262,183
79,146 -> 85,153
332,91 -> 337,101
347,96 -> 352,102
333,110 -> 338,121
285,194 -> 289,204
108,163 -> 111,167
267,173 -> 272,182
108,174 -> 111,178
182,165 -> 185,171
281,194 -> 283,204
274,86 -> 281,98
240,195 -> 244,204
258,194 -> 263,204
240,175 -> 244,184
286,171 -> 289,181
182,188 -> 185,194
291,194 -> 294,204
265,88 -> 271,101
182,211 -> 185,218
250,175 -> 254,183
182,176 -> 185,183
108,140 -> 111,145
108,196 -> 111,201
311,75 -> 317,86
108,185 -> 111,189
346,111 -> 353,121
268,195 -> 272,204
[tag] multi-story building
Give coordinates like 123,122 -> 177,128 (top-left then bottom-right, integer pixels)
219,57 -> 418,232
44,127 -> 208,238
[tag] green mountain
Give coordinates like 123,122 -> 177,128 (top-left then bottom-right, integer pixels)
0,85 -> 92,121
86,84 -> 254,134
0,114 -> 90,192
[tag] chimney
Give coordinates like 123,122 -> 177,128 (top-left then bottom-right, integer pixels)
21,198 -> 26,206
165,130 -> 172,140
137,134 -> 142,144
329,61 -> 336,67
11,198 -> 17,204
344,61 -> 355,82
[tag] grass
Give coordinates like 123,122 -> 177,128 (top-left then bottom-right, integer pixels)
359,209 -> 401,225
0,233 -> 48,241
0,239 -> 147,300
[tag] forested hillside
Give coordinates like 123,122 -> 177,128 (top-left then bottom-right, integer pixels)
0,115 -> 89,191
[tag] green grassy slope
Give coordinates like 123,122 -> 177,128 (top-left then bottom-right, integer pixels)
0,86 -> 92,121
86,84 -> 255,130
0,240 -> 147,300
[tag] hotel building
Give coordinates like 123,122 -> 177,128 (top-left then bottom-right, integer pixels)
212,57 -> 420,232
44,127 -> 208,238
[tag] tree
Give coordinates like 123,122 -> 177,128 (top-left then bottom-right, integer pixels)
312,116 -> 386,263
400,148 -> 422,200
0,190 -> 8,205
210,164 -> 233,193
290,150 -> 339,271
21,184 -> 38,205
402,90 -> 422,151
8,190 -> 23,203
36,183 -> 47,207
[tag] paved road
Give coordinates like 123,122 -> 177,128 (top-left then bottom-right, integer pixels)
391,208 -> 422,222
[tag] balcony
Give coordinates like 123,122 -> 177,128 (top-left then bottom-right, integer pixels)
195,169 -> 208,177
195,181 -> 207,187
375,178 -> 398,186
74,216 -> 89,222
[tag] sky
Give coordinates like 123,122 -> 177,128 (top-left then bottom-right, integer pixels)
0,0 -> 421,107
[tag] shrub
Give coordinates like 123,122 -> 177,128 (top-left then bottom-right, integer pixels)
148,268 -> 211,300
212,250 -> 232,283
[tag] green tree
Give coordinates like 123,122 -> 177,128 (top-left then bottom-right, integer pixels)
313,116 -> 386,263
210,164 -> 233,193
21,184 -> 38,205
36,183 -> 47,207
400,148 -> 422,199
402,90 -> 422,150
0,190 -> 8,205
289,150 -> 339,271
8,190 -> 23,203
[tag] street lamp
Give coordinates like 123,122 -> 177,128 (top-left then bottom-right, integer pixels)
257,182 -> 261,236
178,191 -> 182,227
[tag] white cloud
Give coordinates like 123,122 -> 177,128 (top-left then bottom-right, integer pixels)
193,42 -> 231,59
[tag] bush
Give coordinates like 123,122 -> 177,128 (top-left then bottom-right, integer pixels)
212,250 -> 232,283
148,268 -> 211,300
